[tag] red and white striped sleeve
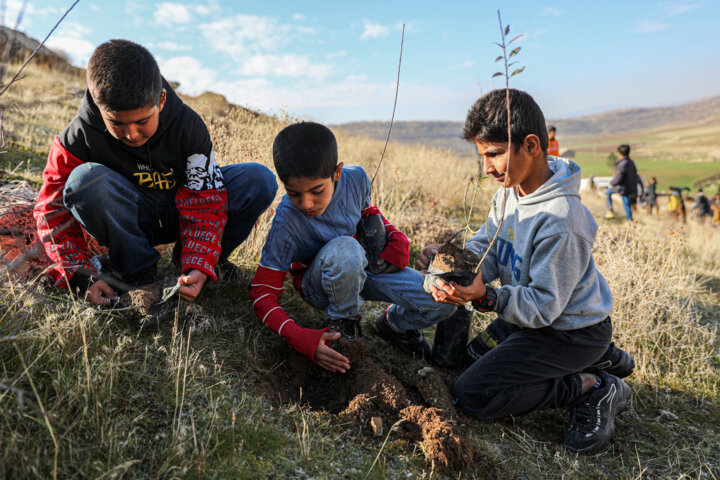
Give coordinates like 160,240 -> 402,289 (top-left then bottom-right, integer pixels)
250,264 -> 327,361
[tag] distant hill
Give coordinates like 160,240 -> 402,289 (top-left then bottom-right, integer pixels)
333,95 -> 720,156
0,26 -> 82,75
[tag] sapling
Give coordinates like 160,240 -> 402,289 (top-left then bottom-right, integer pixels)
474,10 -> 524,273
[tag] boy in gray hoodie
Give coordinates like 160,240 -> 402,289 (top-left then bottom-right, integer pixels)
422,89 -> 634,453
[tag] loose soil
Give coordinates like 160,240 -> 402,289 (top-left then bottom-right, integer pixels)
0,176 -> 106,281
261,338 -> 479,471
427,232 -> 480,287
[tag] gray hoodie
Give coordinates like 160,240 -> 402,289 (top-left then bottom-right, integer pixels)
466,157 -> 612,331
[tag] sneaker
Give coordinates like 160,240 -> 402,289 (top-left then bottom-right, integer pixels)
125,263 -> 158,288
563,371 -> 632,453
327,315 -> 363,340
589,342 -> 635,378
374,311 -> 431,358
604,210 -> 615,219
215,259 -> 243,282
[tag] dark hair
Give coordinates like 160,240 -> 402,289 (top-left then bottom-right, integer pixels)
462,89 -> 548,152
548,125 -> 556,132
617,144 -> 631,157
87,39 -> 163,112
273,122 -> 338,182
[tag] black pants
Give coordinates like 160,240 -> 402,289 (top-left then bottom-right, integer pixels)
452,317 -> 612,419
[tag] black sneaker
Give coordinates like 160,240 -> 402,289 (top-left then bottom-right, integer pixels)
327,315 -> 363,340
125,263 -> 158,288
374,311 -> 431,358
215,259 -> 243,282
563,371 -> 631,453
589,342 -> 635,378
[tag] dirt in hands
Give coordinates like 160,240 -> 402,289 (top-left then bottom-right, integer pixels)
262,338 -> 478,471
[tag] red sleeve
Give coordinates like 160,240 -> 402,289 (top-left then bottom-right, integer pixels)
250,265 -> 327,361
33,136 -> 94,287
175,187 -> 228,281
361,205 -> 410,269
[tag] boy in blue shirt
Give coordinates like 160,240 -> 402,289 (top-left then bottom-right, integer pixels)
250,122 -> 456,372
425,89 -> 635,453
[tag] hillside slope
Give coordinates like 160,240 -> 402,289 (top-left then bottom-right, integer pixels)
334,95 -> 720,156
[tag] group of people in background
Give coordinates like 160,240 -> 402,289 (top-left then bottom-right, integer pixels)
600,143 -> 719,227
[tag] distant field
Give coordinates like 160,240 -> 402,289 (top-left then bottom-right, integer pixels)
571,152 -> 720,192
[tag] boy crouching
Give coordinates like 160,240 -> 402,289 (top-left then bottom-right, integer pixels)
250,122 -> 456,372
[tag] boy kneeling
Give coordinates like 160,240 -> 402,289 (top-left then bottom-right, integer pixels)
425,89 -> 634,453
251,122 -> 456,372
34,40 -> 277,305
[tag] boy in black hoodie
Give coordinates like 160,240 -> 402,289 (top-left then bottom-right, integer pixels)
33,39 -> 277,305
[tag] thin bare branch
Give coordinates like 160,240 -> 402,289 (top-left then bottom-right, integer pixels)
371,23 -> 405,185
0,0 -> 80,98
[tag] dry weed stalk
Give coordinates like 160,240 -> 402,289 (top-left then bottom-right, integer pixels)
371,23 -> 404,186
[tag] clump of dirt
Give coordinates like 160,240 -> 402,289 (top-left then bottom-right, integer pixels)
432,241 -> 479,277
399,406 -> 473,470
117,277 -> 212,333
415,367 -> 457,417
262,338 -> 479,471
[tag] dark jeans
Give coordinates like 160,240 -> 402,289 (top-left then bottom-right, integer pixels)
63,162 -> 277,276
452,316 -> 612,419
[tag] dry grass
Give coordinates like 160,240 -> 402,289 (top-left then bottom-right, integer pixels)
1,62 -> 718,479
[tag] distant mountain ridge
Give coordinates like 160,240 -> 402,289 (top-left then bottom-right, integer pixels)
333,95 -> 720,156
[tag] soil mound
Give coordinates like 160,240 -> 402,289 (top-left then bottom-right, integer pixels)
262,338 -> 481,471
399,405 -> 473,470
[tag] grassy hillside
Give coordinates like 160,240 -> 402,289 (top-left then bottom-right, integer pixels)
1,60 -> 719,479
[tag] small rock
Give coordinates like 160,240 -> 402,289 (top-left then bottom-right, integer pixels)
417,366 -> 435,378
657,409 -> 679,421
371,416 -> 383,437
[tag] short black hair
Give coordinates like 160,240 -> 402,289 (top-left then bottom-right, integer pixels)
618,144 -> 631,157
87,39 -> 163,112
273,122 -> 338,182
462,89 -> 548,153
548,125 -> 556,132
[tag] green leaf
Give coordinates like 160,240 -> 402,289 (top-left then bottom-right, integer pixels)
495,55 -> 503,62
509,47 -> 521,57
492,72 -> 504,78
509,34 -> 524,44
510,66 -> 526,77
504,25 -> 510,36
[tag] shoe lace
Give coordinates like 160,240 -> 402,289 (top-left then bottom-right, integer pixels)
569,403 -> 600,434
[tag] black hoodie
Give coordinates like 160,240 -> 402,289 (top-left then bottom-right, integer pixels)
34,79 -> 228,287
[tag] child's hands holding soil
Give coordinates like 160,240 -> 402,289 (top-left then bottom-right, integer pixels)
417,243 -> 441,270
430,270 -> 487,306
85,279 -> 119,306
315,332 -> 351,373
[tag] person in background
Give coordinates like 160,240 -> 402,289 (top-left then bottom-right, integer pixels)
644,177 -> 658,215
547,125 -> 559,156
693,188 -> 711,222
605,144 -> 638,221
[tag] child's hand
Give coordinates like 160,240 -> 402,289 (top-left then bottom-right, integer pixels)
178,270 -> 208,302
417,243 -> 440,270
375,258 -> 400,274
430,271 -> 486,306
85,279 -> 119,306
315,332 -> 351,373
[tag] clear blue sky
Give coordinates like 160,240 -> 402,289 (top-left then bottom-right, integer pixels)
8,0 -> 720,123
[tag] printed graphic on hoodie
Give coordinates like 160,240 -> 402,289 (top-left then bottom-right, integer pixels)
185,151 -> 224,191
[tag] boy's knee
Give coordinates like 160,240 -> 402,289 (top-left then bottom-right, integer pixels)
451,379 -> 494,420
224,163 -> 278,210
64,163 -> 113,207
324,236 -> 366,270
248,163 -> 278,207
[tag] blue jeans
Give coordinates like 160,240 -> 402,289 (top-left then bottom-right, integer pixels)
300,236 -> 456,328
605,188 -> 633,221
63,162 -> 277,276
